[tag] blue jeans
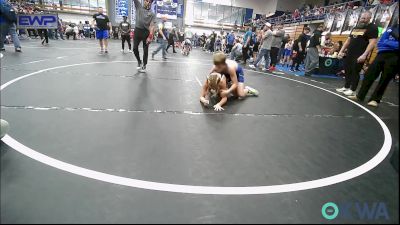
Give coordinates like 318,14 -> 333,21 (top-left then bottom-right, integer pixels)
0,22 -> 21,49
253,48 -> 270,69
153,38 -> 167,58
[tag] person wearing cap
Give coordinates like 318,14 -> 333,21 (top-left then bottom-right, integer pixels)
119,16 -> 132,53
249,23 -> 273,71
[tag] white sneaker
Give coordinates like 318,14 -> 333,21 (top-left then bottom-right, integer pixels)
262,68 -> 268,72
139,65 -> 147,73
121,49 -> 124,53
246,86 -> 259,96
367,101 -> 378,107
336,87 -> 347,93
347,95 -> 358,101
343,89 -> 354,96
249,65 -> 256,69
137,63 -> 142,70
128,50 -> 133,53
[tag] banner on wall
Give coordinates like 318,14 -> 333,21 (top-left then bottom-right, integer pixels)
177,3 -> 184,18
17,14 -> 58,29
341,7 -> 362,35
388,3 -> 398,27
115,0 -> 129,23
323,13 -> 335,35
244,8 -> 254,24
330,11 -> 347,35
374,2 -> 398,35
155,0 -> 178,20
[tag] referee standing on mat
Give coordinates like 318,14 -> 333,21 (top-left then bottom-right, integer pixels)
132,0 -> 156,73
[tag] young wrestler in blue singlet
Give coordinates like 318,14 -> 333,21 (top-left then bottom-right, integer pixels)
210,52 -> 259,99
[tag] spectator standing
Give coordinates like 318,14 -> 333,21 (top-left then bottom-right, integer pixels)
230,38 -> 243,61
279,34 -> 290,64
119,16 -> 132,53
252,30 -> 261,63
92,6 -> 112,54
192,33 -> 198,48
166,28 -> 177,53
336,11 -> 378,96
152,17 -> 168,60
242,27 -> 253,64
290,27 -> 311,71
282,39 -> 293,67
209,31 -> 216,53
304,24 -> 324,76
215,35 -> 222,52
348,15 -> 399,106
270,24 -> 285,71
38,25 -> 49,46
55,18 -> 65,40
249,23 -> 273,71
73,24 -> 80,39
178,30 -> 185,48
226,31 -> 235,53
0,0 -> 22,52
83,21 -> 91,38
78,21 -> 84,39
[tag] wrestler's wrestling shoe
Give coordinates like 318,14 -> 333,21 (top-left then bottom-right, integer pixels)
246,86 -> 259,96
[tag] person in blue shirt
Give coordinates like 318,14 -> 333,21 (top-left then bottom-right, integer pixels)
0,0 -> 22,52
349,20 -> 399,107
226,31 -> 235,53
242,27 -> 253,63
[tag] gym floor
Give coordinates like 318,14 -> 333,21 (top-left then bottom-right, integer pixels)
0,39 -> 398,224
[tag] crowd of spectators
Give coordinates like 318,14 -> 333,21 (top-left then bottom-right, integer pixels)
262,0 -> 364,26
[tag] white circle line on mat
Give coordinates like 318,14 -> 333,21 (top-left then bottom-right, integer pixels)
0,60 -> 392,195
